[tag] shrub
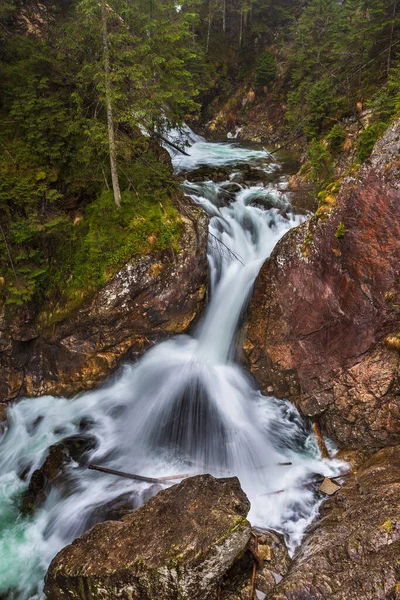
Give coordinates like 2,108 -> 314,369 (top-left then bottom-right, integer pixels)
357,122 -> 386,163
335,222 -> 349,239
307,139 -> 334,189
304,79 -> 343,139
326,124 -> 346,152
255,51 -> 278,88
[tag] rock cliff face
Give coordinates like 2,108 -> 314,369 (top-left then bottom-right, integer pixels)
44,475 -> 252,600
245,119 -> 400,451
0,205 -> 208,403
269,445 -> 400,600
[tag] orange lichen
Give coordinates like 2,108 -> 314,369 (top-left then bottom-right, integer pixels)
384,333 -> 400,351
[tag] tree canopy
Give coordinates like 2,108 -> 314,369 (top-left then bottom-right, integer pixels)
1,0 -> 400,309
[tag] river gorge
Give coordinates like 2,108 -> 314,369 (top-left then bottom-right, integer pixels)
0,131 -> 346,599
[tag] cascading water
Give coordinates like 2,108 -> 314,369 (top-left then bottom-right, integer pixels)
0,131 -> 344,599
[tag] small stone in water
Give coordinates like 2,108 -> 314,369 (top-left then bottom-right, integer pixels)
319,477 -> 341,496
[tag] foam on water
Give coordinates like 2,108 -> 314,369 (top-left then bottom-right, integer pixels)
173,142 -> 271,172
167,125 -> 273,172
0,131 -> 344,599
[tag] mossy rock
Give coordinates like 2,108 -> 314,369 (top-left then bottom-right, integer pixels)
44,475 -> 252,600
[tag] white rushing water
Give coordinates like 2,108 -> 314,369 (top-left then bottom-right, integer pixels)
0,131 -> 344,599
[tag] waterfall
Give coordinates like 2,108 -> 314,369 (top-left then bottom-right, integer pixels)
0,130 -> 343,600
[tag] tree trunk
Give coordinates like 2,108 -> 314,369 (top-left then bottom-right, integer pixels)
387,0 -> 398,75
243,1 -> 249,28
102,1 -> 121,209
206,0 -> 212,53
239,7 -> 243,47
222,0 -> 226,33
0,222 -> 17,281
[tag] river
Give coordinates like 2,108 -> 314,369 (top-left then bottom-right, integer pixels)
0,130 -> 343,599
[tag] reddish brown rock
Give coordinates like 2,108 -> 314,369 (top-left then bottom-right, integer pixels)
44,475 -> 252,600
21,444 -> 71,513
0,205 -> 207,402
268,445 -> 400,600
245,119 -> 400,450
224,529 -> 291,600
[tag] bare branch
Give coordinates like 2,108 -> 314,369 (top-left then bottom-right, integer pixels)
209,232 -> 245,266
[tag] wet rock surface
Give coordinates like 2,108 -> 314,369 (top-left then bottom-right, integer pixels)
24,440 -> 99,513
0,204 -> 208,403
21,444 -> 71,513
44,474 -> 252,600
185,159 -> 292,191
245,119 -> 400,451
224,529 -> 291,600
269,445 -> 400,600
43,450 -> 400,600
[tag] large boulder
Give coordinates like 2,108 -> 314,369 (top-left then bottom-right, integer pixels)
268,445 -> 400,600
0,205 -> 207,403
44,475 -> 252,600
245,120 -> 400,450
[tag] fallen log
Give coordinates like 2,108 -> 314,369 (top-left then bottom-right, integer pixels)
249,535 -> 259,600
89,462 -> 313,487
89,464 -> 193,483
312,422 -> 330,458
159,135 -> 190,156
268,132 -> 305,155
255,462 -> 292,470
209,232 -> 246,266
258,472 -> 354,497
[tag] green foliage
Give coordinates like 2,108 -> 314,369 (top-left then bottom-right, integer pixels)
75,0 -> 203,133
2,0 -> 400,313
357,122 -> 386,162
43,190 -> 182,322
326,124 -> 346,153
0,0 -> 202,309
286,0 -> 400,138
368,61 -> 400,123
307,139 -> 334,189
303,80 -> 344,139
335,222 -> 349,239
255,51 -> 277,88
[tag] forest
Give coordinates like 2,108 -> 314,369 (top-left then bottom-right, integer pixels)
1,0 -> 400,313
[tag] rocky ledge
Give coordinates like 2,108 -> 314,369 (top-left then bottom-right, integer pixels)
245,119 -> 400,451
0,204 -> 208,405
44,472 -> 295,600
270,445 -> 400,600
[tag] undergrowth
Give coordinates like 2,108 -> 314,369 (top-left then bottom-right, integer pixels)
38,190 -> 182,326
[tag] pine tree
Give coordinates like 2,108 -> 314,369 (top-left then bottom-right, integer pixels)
0,0 -> 202,305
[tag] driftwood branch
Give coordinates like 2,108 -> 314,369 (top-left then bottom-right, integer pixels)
249,535 -> 259,599
255,462 -> 292,470
209,232 -> 245,266
312,422 -> 330,459
89,462 -> 296,485
259,472 -> 354,497
160,136 -> 190,156
89,464 -> 193,483
269,132 -> 305,155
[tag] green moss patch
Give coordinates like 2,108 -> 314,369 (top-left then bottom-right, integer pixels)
38,191 -> 183,326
